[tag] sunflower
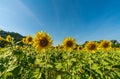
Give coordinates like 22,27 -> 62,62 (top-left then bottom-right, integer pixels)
77,45 -> 83,51
33,31 -> 52,52
6,35 -> 12,42
62,37 -> 76,51
26,36 -> 33,44
99,40 -> 112,50
22,38 -> 27,44
85,41 -> 98,53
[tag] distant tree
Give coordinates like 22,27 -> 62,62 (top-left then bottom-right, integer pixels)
111,40 -> 120,48
111,40 -> 119,44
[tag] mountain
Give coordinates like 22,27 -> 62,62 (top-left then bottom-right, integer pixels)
0,30 -> 24,42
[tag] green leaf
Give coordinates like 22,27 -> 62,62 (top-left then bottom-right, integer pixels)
68,61 -> 72,67
63,54 -> 67,59
33,68 -> 42,79
55,63 -> 62,71
56,75 -> 61,79
3,72 -> 13,79
6,65 -> 18,72
91,64 -> 98,70
102,61 -> 108,66
105,66 -> 111,70
70,58 -> 76,62
96,70 -> 103,77
46,64 -> 53,68
89,60 -> 94,64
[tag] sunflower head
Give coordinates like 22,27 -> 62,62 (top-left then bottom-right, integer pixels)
26,35 -> 33,44
33,31 -> 52,52
99,40 -> 112,50
85,41 -> 98,53
6,35 -> 12,42
62,37 -> 76,51
22,38 -> 27,44
77,45 -> 83,51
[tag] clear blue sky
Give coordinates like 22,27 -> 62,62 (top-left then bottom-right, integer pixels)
0,0 -> 120,45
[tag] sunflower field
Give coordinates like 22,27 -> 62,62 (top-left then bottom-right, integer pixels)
0,31 -> 120,79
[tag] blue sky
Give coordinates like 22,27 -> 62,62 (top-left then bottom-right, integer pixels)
0,0 -> 120,45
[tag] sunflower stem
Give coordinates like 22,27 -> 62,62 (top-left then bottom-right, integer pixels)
89,53 -> 92,79
45,51 -> 48,79
67,51 -> 72,78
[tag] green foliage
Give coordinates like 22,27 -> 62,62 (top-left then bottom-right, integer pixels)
0,44 -> 120,79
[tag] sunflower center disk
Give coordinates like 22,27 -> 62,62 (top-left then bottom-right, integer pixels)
28,38 -> 32,42
79,47 -> 82,50
40,38 -> 48,47
103,43 -> 109,48
89,44 -> 96,50
66,41 -> 73,47
7,37 -> 11,41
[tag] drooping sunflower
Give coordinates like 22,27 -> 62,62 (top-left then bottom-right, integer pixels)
62,37 -> 76,51
99,40 -> 112,50
26,35 -> 33,44
85,41 -> 98,53
33,31 -> 52,52
6,35 -> 12,42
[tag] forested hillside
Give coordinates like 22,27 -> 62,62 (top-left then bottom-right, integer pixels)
0,30 -> 24,42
